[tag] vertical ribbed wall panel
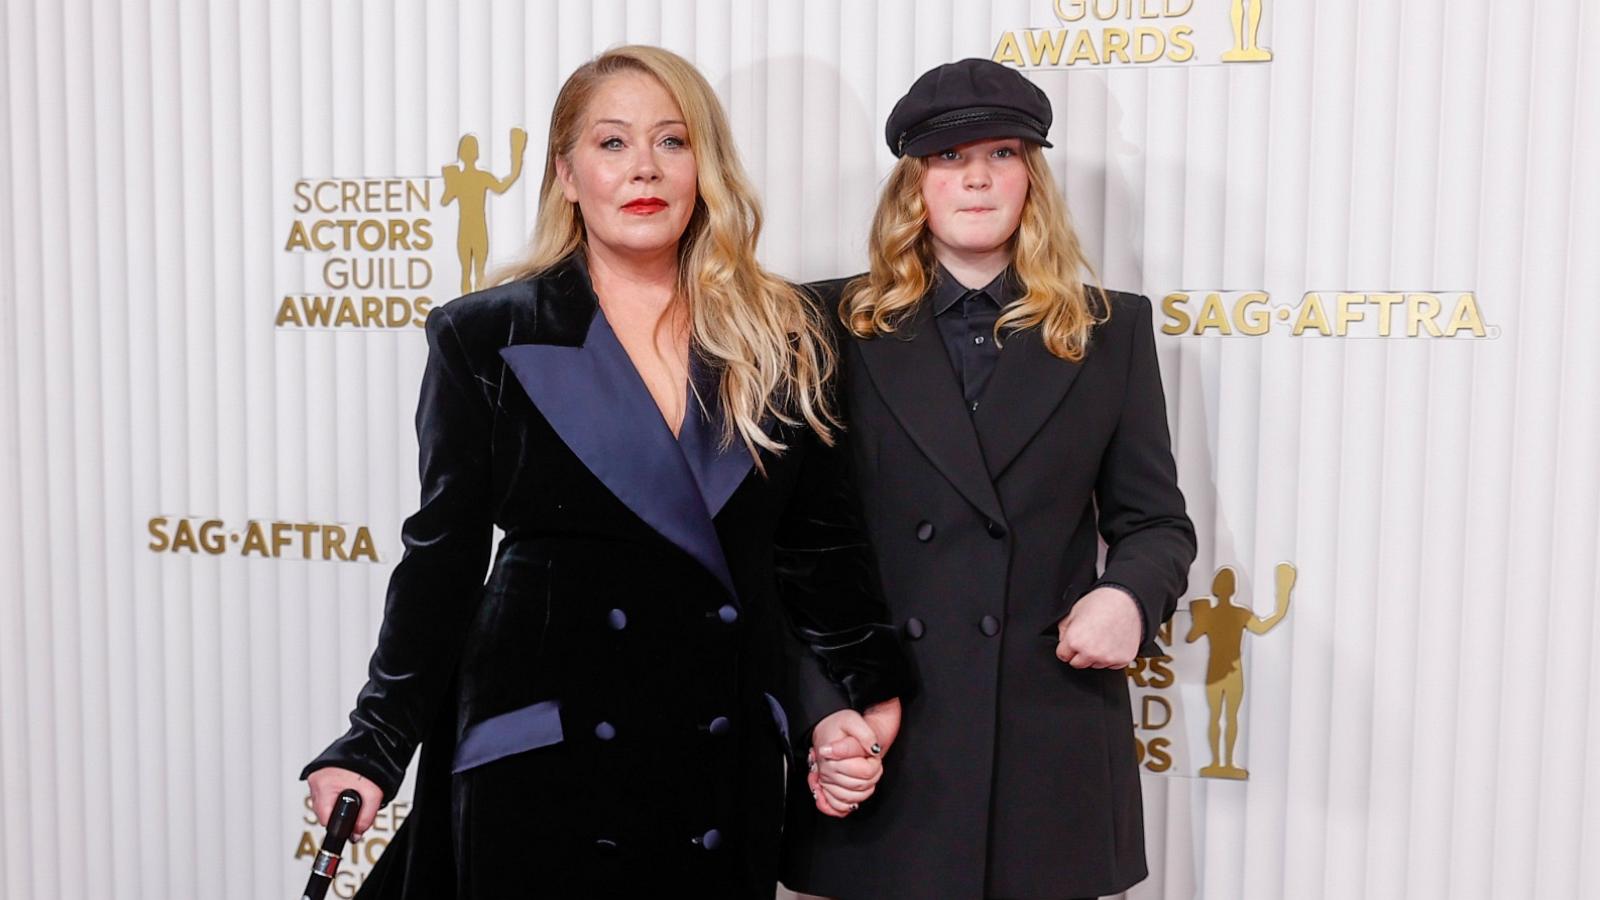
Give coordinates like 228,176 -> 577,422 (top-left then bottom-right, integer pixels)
1542,13 -> 1600,900
1,2 -> 1597,898
0,0 -> 31,893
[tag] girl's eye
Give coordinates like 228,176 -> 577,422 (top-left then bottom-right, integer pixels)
993,147 -> 1016,158
938,149 -> 961,161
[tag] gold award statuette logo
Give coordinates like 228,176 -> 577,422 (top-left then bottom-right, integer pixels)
1185,562 -> 1293,779
276,128 -> 526,329
442,128 -> 528,295
1220,0 -> 1271,61
1126,561 -> 1295,779
993,0 -> 1272,70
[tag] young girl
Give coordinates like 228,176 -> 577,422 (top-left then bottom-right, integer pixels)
784,58 -> 1196,900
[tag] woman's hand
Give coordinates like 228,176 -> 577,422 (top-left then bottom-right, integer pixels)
307,766 -> 385,839
807,698 -> 903,817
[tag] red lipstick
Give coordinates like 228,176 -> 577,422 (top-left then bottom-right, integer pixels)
622,197 -> 668,214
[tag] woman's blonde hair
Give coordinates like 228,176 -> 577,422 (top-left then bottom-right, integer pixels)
499,45 -> 836,459
842,144 -> 1108,361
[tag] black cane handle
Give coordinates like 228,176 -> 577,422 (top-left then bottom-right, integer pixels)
300,789 -> 362,900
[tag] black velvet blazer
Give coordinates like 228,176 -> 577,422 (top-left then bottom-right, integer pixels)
302,256 -> 909,897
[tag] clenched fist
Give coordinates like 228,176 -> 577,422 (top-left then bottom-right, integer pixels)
1055,586 -> 1143,670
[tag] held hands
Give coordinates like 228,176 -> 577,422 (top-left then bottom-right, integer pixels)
1056,586 -> 1144,670
807,698 -> 902,818
307,766 -> 385,840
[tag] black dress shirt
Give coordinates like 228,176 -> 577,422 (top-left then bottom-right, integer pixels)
930,263 -> 1015,413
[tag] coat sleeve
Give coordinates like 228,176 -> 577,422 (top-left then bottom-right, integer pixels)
772,280 -> 914,736
299,305 -> 495,802
773,422 -> 915,736
1092,295 -> 1198,654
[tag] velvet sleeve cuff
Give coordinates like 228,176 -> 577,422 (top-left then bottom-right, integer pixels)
804,622 -> 918,711
298,727 -> 409,806
790,622 -> 917,743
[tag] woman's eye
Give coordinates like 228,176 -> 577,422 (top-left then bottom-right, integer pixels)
600,137 -> 624,150
660,135 -> 686,149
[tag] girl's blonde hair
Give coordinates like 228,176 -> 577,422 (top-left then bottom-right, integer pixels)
499,45 -> 836,458
842,144 -> 1107,361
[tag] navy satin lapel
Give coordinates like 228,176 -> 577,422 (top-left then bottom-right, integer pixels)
679,357 -> 755,517
499,314 -> 738,599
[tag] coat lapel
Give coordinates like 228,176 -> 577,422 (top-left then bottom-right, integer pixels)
853,302 -> 1005,524
971,324 -> 1083,479
498,263 -> 740,599
679,356 -> 756,518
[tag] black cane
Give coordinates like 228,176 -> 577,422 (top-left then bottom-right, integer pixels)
301,789 -> 362,900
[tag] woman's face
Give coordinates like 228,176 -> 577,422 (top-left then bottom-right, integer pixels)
557,72 -> 698,263
920,137 -> 1029,261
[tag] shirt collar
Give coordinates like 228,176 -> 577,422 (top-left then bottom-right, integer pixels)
930,262 -> 1013,316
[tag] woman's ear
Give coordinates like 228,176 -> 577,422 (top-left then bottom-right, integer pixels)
555,155 -> 579,204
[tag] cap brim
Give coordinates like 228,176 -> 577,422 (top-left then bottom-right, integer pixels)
903,122 -> 1052,158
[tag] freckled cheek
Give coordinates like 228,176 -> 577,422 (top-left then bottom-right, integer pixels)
923,176 -> 960,209
923,187 -> 962,224
1000,174 -> 1030,209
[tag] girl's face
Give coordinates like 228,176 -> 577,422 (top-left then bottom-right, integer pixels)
557,72 -> 698,263
920,137 -> 1030,262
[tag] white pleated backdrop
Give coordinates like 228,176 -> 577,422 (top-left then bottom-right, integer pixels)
2,1 -> 1597,898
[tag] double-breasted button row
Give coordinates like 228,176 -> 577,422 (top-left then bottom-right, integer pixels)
905,616 -> 1001,638
914,519 -> 1009,541
612,603 -> 740,630
595,717 -> 735,740
595,831 -> 722,853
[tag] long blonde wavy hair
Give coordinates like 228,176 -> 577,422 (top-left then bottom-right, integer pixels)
499,45 -> 836,459
842,144 -> 1108,361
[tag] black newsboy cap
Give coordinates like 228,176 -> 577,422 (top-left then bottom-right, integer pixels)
885,58 -> 1053,158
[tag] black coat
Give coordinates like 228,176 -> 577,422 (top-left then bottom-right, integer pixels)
302,257 -> 910,899
782,281 -> 1196,900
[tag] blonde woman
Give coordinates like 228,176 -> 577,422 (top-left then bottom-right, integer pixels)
301,46 -> 909,898
783,59 -> 1196,900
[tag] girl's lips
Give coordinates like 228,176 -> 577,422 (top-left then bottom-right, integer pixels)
622,198 -> 668,214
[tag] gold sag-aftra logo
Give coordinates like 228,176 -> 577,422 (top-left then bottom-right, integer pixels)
994,0 -> 1274,70
1160,290 -> 1495,339
146,516 -> 379,562
276,128 -> 527,330
1127,562 -> 1294,778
